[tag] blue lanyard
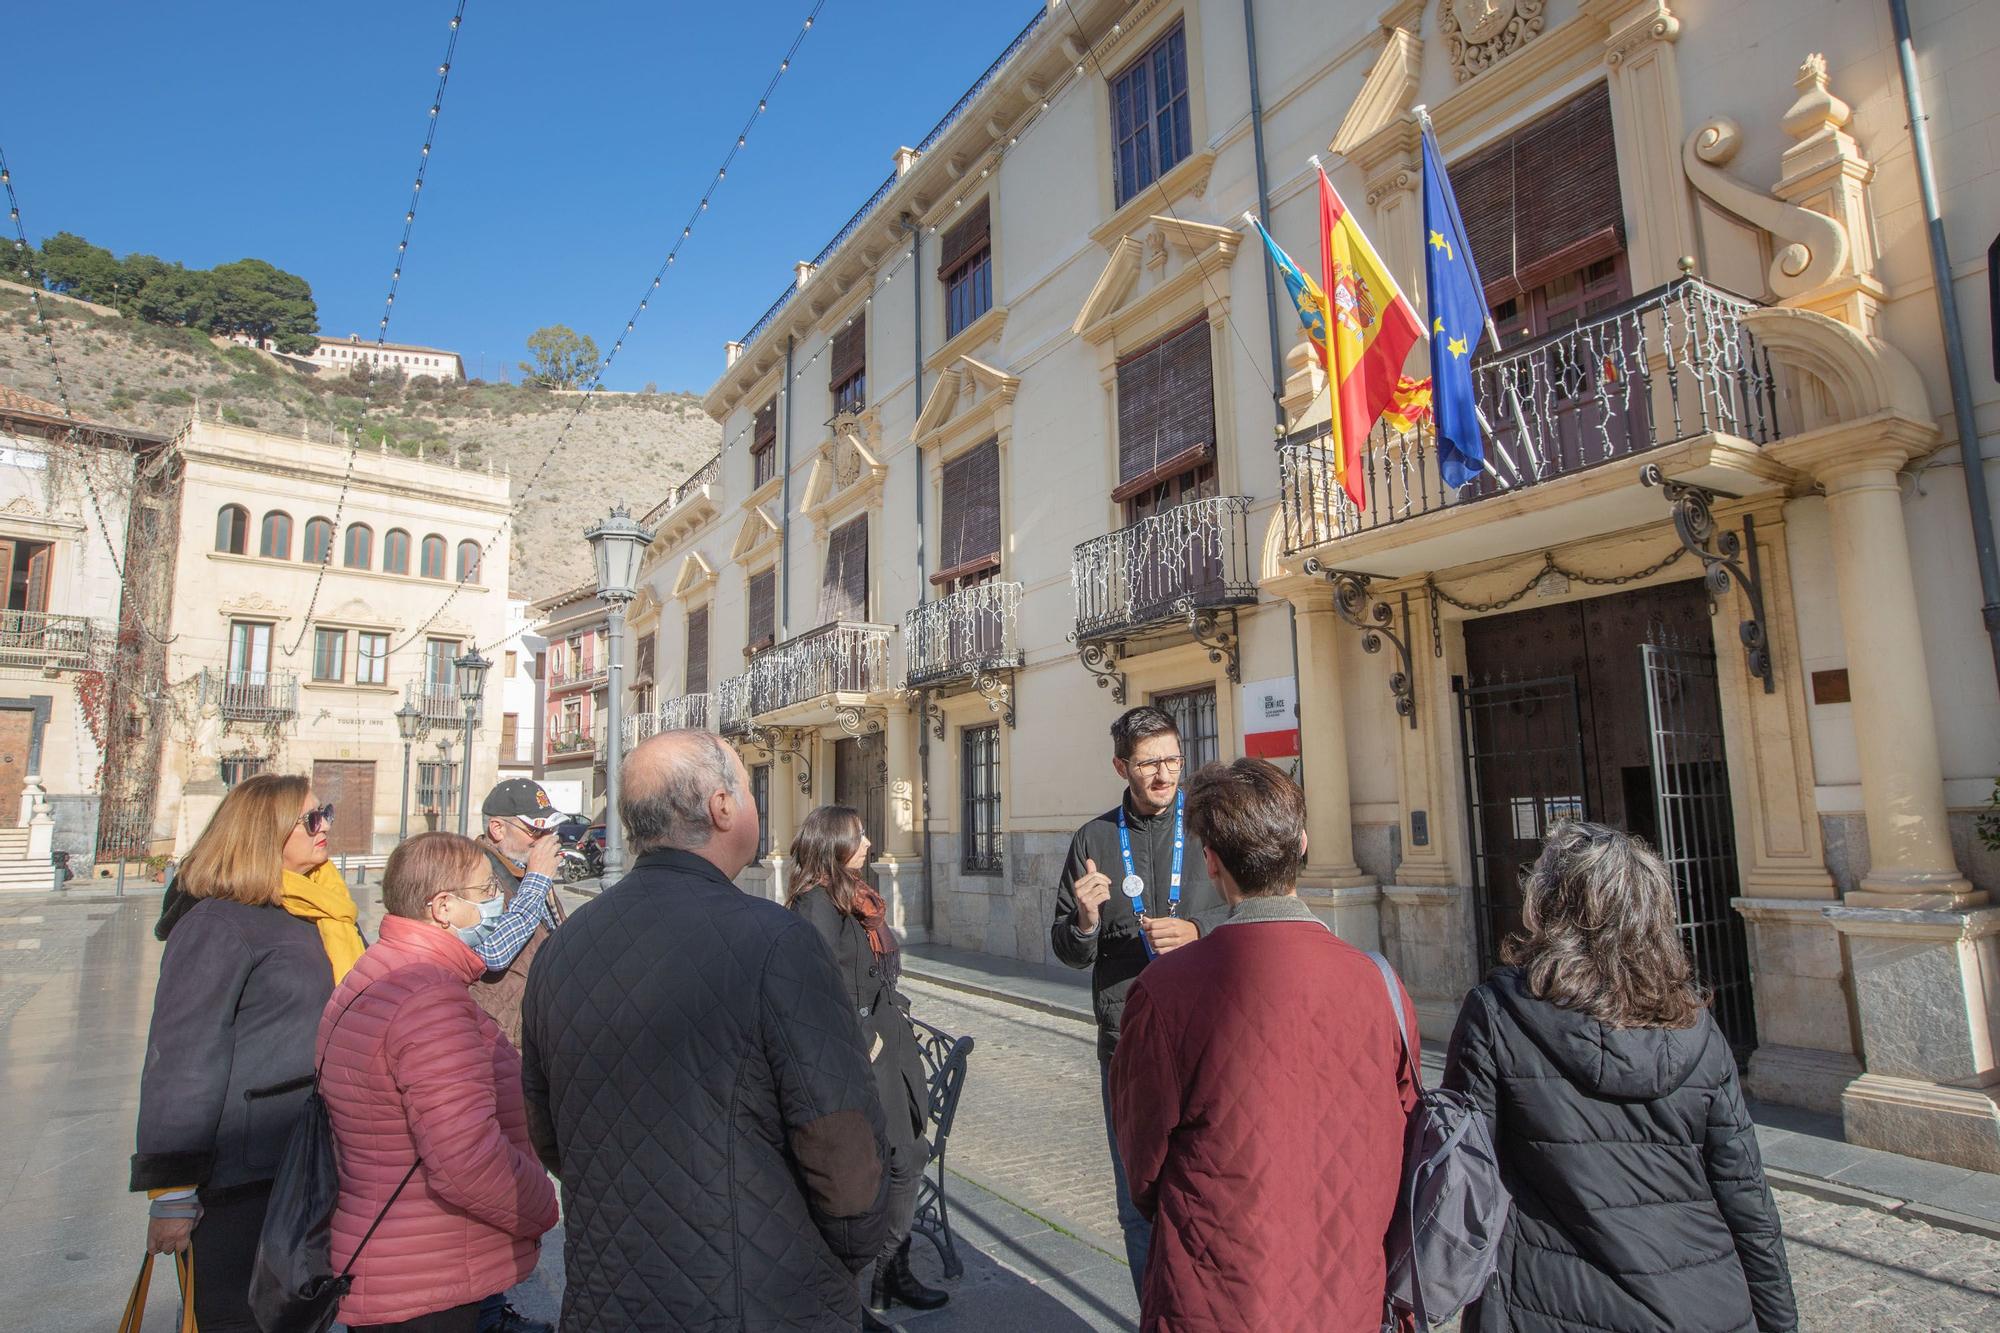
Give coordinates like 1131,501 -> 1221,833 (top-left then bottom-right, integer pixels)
1117,791 -> 1185,918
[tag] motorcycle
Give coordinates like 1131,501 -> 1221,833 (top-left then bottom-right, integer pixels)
555,817 -> 604,883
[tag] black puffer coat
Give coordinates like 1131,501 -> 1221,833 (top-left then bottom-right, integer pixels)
1442,968 -> 1797,1333
520,849 -> 890,1332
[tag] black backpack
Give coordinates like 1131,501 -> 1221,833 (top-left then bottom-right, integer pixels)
248,987 -> 418,1333
1368,953 -> 1511,1330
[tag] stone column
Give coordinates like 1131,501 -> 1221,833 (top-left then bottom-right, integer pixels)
1289,588 -> 1379,949
763,735 -> 800,904
1584,0 -> 1700,291
1817,450 -> 1976,907
872,700 -> 927,942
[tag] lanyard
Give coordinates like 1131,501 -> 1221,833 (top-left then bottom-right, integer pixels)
1117,790 -> 1185,919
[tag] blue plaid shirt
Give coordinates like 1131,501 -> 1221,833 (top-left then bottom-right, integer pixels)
471,868 -> 557,971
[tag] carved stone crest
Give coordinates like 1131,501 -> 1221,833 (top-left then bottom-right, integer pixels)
1442,0 -> 1545,83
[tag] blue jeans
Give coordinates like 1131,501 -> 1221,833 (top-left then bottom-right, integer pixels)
1099,1059 -> 1152,1297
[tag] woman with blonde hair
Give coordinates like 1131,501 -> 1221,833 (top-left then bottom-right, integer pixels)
318,831 -> 558,1332
787,805 -> 947,1328
131,774 -> 344,1332
1442,821 -> 1797,1332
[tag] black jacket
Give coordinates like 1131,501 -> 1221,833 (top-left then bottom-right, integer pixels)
521,849 -> 890,1332
791,886 -> 927,1148
131,898 -> 334,1195
1443,968 -> 1798,1333
1051,795 -> 1229,1061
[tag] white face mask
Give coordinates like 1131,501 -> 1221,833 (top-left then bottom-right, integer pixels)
455,893 -> 506,948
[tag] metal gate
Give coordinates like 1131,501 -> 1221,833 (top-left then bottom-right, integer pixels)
1642,637 -> 1757,1052
1455,674 -> 1589,970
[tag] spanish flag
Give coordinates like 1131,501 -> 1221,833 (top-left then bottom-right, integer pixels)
1318,167 -> 1424,508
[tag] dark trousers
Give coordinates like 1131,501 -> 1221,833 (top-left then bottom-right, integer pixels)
876,1133 -> 925,1263
351,1301 -> 480,1333
189,1183 -> 271,1333
1099,1059 -> 1152,1298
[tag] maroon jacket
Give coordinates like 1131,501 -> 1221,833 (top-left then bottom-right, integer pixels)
1111,898 -> 1419,1332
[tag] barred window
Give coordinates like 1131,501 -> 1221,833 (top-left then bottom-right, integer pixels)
219,756 -> 267,788
1154,685 -> 1219,774
961,724 -> 1002,875
417,760 -> 458,812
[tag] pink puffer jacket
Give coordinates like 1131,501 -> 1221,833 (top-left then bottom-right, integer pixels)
316,915 -> 559,1326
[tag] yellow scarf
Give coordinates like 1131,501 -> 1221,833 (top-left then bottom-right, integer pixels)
281,861 -> 365,982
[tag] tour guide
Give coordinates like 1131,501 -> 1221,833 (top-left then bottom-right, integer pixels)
1050,705 -> 1229,1294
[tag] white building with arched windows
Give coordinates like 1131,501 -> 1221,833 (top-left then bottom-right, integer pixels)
305,334 -> 466,383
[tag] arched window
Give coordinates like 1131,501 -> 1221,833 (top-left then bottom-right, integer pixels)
384,528 -> 411,575
215,504 -> 248,555
456,539 -> 482,584
343,524 -> 372,569
303,517 -> 334,565
258,510 -> 291,559
420,534 -> 447,580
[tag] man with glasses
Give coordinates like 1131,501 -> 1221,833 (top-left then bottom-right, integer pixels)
1051,705 -> 1229,1296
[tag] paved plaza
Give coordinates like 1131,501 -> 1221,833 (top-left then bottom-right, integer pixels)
5,892 -> 1998,1331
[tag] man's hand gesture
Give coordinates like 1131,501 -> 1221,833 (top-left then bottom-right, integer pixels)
1073,858 -> 1113,932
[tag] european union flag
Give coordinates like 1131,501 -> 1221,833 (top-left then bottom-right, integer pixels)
1421,116 -> 1487,489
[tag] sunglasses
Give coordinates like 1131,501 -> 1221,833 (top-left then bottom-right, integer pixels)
298,804 -> 335,836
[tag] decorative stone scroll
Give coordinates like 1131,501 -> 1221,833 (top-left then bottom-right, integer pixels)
1442,0 -> 1546,83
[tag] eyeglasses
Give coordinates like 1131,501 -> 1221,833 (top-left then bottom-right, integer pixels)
297,804 -> 335,836
452,877 -> 502,904
1128,756 -> 1186,777
513,819 -> 556,840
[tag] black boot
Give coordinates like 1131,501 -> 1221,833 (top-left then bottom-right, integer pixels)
872,1239 -> 949,1312
861,1306 -> 896,1331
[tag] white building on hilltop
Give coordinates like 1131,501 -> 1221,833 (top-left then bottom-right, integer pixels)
308,334 -> 465,383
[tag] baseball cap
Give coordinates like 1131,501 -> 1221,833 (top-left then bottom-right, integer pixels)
482,777 -> 565,830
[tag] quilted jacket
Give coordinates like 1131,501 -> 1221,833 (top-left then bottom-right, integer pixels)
316,916 -> 558,1327
1051,796 -> 1231,1061
131,898 -> 333,1196
1442,968 -> 1798,1333
521,848 -> 891,1331
1109,899 -> 1419,1332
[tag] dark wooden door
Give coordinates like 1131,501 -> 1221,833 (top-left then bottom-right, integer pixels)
832,735 -> 886,881
0,710 -> 30,828
312,760 -> 377,856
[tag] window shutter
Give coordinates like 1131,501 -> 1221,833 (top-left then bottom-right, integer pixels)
830,317 -> 865,387
747,571 -> 775,650
686,606 -> 710,694
753,398 -> 777,453
938,199 -> 991,277
937,439 -> 1002,579
637,632 -> 656,682
818,517 -> 869,623
1115,321 -> 1214,491
1453,137 -> 1517,302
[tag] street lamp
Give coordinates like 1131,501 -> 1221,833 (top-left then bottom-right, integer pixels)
586,504 -> 652,881
395,701 -> 422,841
454,647 -> 492,835
434,734 -> 454,833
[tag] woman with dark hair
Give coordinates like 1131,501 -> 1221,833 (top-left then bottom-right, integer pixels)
786,806 -> 948,1328
1443,821 -> 1797,1332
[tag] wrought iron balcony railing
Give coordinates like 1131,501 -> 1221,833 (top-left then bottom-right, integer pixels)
0,610 -> 105,672
406,682 -> 481,729
547,727 -> 595,758
547,658 -> 608,691
622,693 -> 714,751
1278,277 -> 1781,554
1072,495 -> 1257,642
643,450 -> 722,527
906,582 -> 1022,689
202,668 -> 299,723
716,673 -> 752,737
746,621 -> 893,717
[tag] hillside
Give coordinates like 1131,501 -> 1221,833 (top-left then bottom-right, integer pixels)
0,285 -> 720,602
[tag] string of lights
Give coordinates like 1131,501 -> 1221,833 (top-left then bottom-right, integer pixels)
287,0 -> 471,658
393,0 -> 834,655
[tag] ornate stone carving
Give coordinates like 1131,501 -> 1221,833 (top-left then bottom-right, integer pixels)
1442,0 -> 1545,82
1685,119 -> 1847,299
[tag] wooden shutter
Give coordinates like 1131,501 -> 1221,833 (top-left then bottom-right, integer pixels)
817,517 -> 868,624
1451,82 -> 1622,304
636,632 -> 656,682
938,199 -> 991,277
1114,320 -> 1215,496
23,546 -> 50,613
935,439 -> 1002,583
830,317 -> 865,387
686,605 -> 710,693
753,398 -> 777,453
747,571 -> 775,651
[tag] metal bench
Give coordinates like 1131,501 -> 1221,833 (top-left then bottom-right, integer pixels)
907,1016 -> 974,1278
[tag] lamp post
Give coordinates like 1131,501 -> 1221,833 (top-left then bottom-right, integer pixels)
454,648 -> 492,835
434,735 -> 453,833
585,505 -> 652,882
395,701 -> 422,841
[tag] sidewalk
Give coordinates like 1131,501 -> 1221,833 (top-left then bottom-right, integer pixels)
903,941 -> 2000,1244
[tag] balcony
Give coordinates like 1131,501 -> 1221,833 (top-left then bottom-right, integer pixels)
622,693 -> 714,752
716,673 -> 752,738
0,610 -> 106,673
547,658 -> 608,691
1071,495 -> 1257,644
643,450 -> 723,544
906,582 -> 1022,690
202,668 -> 299,723
547,727 -> 596,760
408,682 -> 479,728
1277,278 -> 1783,575
747,621 -> 893,720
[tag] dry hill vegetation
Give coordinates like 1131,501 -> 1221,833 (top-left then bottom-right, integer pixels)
0,285 -> 720,602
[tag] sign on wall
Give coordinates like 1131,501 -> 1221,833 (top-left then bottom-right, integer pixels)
1240,675 -> 1299,761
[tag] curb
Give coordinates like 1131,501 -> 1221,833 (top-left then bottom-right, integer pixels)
1766,1168 -> 2000,1244
903,963 -> 1094,1026
943,1163 -> 1131,1270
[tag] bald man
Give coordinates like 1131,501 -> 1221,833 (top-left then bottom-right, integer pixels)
521,730 -> 890,1332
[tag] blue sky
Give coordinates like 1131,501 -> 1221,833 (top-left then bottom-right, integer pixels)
4,1 -> 1042,392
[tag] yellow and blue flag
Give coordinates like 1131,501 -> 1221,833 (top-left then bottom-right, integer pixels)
1250,215 -> 1330,370
1421,116 -> 1487,489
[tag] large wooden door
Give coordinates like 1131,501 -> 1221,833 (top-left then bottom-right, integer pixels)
311,760 -> 377,856
0,710 -> 31,828
832,735 -> 886,882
